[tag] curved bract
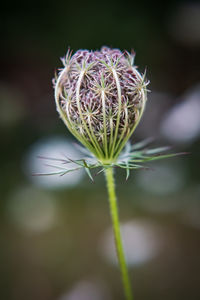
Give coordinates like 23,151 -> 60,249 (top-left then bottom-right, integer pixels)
54,47 -> 148,162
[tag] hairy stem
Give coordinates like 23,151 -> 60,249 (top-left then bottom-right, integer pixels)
105,167 -> 133,300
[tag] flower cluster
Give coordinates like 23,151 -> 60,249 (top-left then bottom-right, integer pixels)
54,47 -> 149,162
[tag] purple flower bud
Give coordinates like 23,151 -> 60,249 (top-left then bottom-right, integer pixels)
54,47 -> 148,162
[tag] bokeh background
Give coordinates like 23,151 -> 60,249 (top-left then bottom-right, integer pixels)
1,0 -> 200,299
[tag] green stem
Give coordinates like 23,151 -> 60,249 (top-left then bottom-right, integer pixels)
105,167 -> 133,300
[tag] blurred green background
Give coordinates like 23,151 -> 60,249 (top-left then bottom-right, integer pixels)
1,0 -> 200,299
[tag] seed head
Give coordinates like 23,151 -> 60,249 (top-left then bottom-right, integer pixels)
54,47 -> 149,162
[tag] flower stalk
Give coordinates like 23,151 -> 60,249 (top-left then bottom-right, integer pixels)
105,167 -> 133,300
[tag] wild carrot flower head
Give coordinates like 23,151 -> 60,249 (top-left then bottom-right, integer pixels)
54,47 -> 149,163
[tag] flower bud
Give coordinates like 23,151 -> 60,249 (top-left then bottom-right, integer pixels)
54,47 -> 148,162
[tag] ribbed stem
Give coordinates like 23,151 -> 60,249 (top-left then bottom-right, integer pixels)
76,70 -> 104,158
105,167 -> 133,300
101,89 -> 108,158
54,68 -> 97,156
110,67 -> 122,158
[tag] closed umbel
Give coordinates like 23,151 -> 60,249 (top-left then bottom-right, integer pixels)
54,47 -> 148,161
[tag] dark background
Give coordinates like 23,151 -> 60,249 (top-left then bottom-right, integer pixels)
1,0 -> 200,299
